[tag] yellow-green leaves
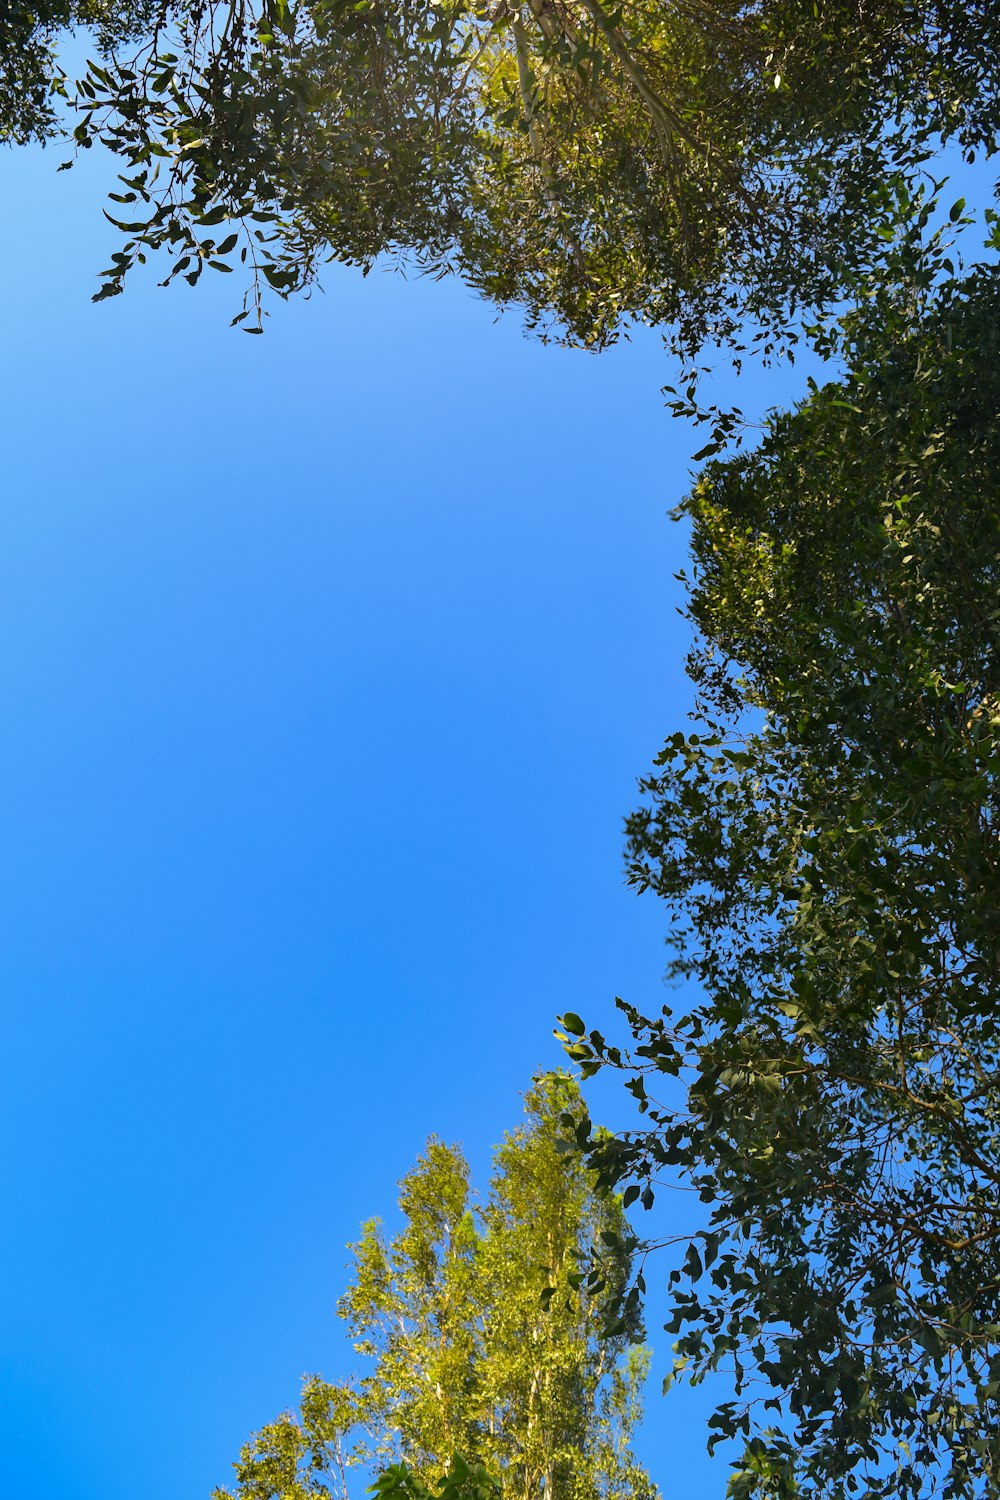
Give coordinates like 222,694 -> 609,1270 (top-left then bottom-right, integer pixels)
216,1075 -> 658,1500
40,0 -> 1000,351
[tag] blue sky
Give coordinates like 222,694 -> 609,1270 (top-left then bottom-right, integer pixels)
0,118 -> 820,1499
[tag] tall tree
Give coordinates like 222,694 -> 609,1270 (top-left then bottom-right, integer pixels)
564,256 -> 1000,1498
213,1073 -> 657,1500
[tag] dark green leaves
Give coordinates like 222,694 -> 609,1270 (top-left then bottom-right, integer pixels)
24,0 -> 1000,353
568,266 -> 1000,1499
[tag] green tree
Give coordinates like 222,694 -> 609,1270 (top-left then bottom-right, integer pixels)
564,258 -> 1000,1498
15,0 -> 1000,348
213,1073 -> 657,1500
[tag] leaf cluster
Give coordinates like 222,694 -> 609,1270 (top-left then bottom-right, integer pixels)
564,264 -> 1000,1498
215,1074 -> 657,1500
0,0 -> 157,143
24,0 -> 1000,348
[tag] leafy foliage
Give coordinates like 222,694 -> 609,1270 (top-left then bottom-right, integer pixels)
21,0 -> 1000,344
370,1455 -> 502,1500
214,1074 -> 657,1500
0,0 -> 155,143
563,263 -> 1000,1497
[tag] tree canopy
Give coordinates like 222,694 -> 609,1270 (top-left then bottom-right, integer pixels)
6,0 -> 1000,346
563,254 -> 1000,1497
214,1074 -> 657,1500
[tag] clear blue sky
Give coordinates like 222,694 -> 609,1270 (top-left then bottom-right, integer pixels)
0,122 -> 817,1499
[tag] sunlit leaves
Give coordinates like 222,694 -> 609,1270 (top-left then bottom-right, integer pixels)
23,0 -> 1000,350
214,1075 -> 657,1500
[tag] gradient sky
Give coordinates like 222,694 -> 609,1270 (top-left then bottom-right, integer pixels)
0,107 -> 832,1500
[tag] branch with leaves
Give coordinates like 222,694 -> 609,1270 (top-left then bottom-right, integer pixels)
12,0 -> 998,351
561,262 -> 1000,1499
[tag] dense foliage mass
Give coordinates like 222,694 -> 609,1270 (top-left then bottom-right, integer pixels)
215,1075 -> 656,1500
564,257 -> 1000,1497
4,0 -> 1000,344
